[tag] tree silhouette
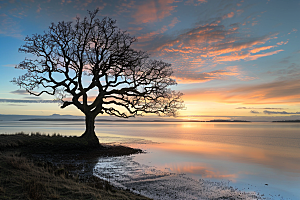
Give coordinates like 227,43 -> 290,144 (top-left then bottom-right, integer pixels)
12,10 -> 184,146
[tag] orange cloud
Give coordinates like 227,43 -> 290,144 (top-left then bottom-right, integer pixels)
132,0 -> 176,24
152,25 -> 282,82
130,1 -> 286,84
137,26 -> 168,42
128,27 -> 143,31
168,17 -> 180,28
115,0 -> 135,13
288,28 -> 297,35
137,17 -> 179,42
36,4 -> 41,13
173,66 -> 242,84
154,22 -> 281,65
249,46 -> 275,53
185,0 -> 207,6
82,0 -> 93,7
222,12 -> 234,19
247,49 -> 283,61
277,41 -> 288,45
183,79 -> 300,105
216,49 -> 283,62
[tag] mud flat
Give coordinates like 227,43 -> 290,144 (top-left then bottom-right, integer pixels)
0,133 -> 284,199
94,155 -> 266,200
0,133 -> 150,200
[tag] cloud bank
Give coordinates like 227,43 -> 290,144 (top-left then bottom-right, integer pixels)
0,99 -> 60,103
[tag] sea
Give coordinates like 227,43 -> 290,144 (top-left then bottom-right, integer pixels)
1,120 -> 300,199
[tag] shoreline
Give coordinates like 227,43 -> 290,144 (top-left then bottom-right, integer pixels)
0,133 -> 150,200
92,149 -> 268,200
0,133 -> 283,199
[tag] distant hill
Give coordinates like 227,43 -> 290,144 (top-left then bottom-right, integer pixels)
0,114 -> 253,122
207,120 -> 250,122
272,120 -> 300,123
18,118 -> 252,123
19,118 -> 201,122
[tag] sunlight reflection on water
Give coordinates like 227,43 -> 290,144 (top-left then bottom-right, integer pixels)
1,121 -> 300,199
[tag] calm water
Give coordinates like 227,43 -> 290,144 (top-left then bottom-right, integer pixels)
1,121 -> 300,199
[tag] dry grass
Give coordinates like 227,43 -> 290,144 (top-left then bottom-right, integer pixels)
0,134 -> 149,200
0,133 -> 142,156
0,132 -> 88,150
0,152 -> 150,200
0,186 -> 4,194
5,152 -> 32,171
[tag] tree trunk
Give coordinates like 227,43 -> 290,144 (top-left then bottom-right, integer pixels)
80,114 -> 100,147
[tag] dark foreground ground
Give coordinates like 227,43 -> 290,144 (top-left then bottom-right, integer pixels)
0,133 -> 151,200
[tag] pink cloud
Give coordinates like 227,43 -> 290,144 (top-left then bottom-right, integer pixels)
126,1 -> 286,84
247,49 -> 284,61
216,49 -> 283,62
151,23 -> 283,82
83,0 -> 93,7
97,3 -> 107,11
156,24 -> 279,60
169,17 -> 180,28
132,0 -> 176,24
128,27 -> 143,30
277,41 -> 288,45
252,21 -> 258,26
185,0 -> 207,6
288,28 -> 297,35
172,66 -> 244,84
136,17 -> 179,42
249,46 -> 275,54
0,14 -> 23,38
115,0 -> 135,13
36,4 -> 41,13
137,26 -> 168,42
184,79 -> 300,105
236,9 -> 244,15
222,12 -> 234,19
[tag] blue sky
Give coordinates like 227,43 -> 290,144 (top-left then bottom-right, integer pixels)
0,0 -> 300,121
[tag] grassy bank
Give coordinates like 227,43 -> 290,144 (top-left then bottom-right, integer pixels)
0,133 -> 150,200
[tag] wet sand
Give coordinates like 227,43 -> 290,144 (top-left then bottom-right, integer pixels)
94,155 -> 266,200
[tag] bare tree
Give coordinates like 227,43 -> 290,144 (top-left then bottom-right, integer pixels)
12,10 -> 184,146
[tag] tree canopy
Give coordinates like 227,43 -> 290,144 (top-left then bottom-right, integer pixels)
12,10 -> 184,145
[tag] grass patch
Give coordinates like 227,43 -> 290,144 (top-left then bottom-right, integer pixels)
0,133 -> 142,156
0,133 -> 149,200
0,132 -> 94,151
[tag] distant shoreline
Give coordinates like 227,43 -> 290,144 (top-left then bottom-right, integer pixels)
272,120 -> 300,123
18,118 -> 252,122
2,114 -> 300,123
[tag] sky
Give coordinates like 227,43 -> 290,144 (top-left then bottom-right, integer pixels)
0,0 -> 300,121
